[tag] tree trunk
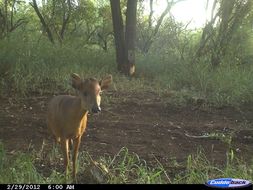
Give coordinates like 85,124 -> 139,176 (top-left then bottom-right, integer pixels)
60,0 -> 71,41
31,0 -> 54,44
125,0 -> 137,76
4,0 -> 8,34
110,0 -> 127,73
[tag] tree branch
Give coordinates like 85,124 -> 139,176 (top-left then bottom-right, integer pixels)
148,0 -> 153,29
10,0 -> 17,29
9,18 -> 28,32
30,0 -> 54,43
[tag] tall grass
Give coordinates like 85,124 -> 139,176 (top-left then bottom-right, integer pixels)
0,142 -> 65,184
0,36 -> 155,97
0,37 -> 117,95
137,53 -> 253,106
0,142 -> 252,184
84,147 -> 169,184
174,149 -> 253,184
0,36 -> 253,106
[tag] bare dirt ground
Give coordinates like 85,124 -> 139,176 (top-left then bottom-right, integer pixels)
0,90 -> 253,174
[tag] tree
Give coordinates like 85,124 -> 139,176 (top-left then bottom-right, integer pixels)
110,0 -> 137,76
137,0 -> 185,54
30,0 -> 72,44
30,0 -> 55,43
0,0 -> 28,39
96,4 -> 113,51
195,0 -> 253,67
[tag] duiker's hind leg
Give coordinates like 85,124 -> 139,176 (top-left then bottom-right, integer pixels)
68,139 -> 73,150
61,138 -> 70,177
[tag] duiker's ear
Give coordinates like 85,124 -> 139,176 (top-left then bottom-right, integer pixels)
100,75 -> 112,90
71,73 -> 82,89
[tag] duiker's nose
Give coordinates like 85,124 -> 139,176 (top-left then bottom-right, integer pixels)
92,106 -> 101,113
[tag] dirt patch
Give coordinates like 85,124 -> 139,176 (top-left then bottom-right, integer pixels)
0,91 -> 253,172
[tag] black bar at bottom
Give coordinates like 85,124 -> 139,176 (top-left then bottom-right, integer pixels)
1,184 -> 252,190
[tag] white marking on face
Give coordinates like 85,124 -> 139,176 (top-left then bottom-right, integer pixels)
95,83 -> 101,107
96,94 -> 101,107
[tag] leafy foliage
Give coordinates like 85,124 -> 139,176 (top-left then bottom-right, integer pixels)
0,1 -> 253,183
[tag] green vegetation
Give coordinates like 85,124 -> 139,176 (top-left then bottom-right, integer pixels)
1,0 -> 253,184
1,37 -> 253,106
0,0 -> 253,106
0,143 -> 252,184
174,149 -> 253,184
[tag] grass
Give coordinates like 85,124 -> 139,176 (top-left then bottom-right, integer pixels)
137,53 -> 253,106
1,37 -> 253,107
0,142 -> 252,184
0,34 -> 252,184
174,149 -> 253,184
0,142 -> 66,184
0,37 -> 156,99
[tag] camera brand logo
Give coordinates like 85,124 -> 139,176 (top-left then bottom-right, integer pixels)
206,178 -> 252,188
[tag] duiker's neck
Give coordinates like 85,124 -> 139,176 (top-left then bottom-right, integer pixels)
73,96 -> 88,119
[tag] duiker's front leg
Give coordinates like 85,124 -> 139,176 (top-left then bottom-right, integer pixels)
72,136 -> 81,180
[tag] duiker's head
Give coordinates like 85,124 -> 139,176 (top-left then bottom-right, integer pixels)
71,73 -> 112,113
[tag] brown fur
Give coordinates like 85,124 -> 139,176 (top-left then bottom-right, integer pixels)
47,73 -> 112,179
